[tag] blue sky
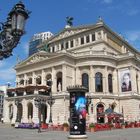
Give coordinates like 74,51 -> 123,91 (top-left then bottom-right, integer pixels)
0,0 -> 140,86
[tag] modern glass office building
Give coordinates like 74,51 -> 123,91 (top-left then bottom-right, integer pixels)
29,32 -> 53,56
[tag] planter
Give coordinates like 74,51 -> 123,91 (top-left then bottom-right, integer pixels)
90,127 -> 95,132
63,123 -> 69,131
63,126 -> 68,131
122,125 -> 125,129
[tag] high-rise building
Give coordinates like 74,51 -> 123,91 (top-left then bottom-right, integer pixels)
29,32 -> 53,56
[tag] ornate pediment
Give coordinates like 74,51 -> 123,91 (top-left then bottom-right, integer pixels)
50,28 -> 89,43
26,54 -> 47,64
16,52 -> 48,67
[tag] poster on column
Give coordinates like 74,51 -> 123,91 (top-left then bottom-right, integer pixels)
119,68 -> 132,92
70,92 -> 86,135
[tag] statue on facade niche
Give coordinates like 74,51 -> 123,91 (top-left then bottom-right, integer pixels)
58,82 -> 62,92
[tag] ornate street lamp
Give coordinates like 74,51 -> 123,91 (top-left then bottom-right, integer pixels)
47,79 -> 55,124
34,97 -> 46,133
0,1 -> 30,60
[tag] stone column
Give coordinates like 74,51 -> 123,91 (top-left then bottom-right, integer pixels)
62,64 -> 67,91
130,67 -> 137,93
11,103 -> 17,124
32,72 -> 36,85
22,99 -> 28,123
113,69 -> 118,94
32,99 -> 39,123
138,72 -> 140,94
95,32 -> 98,41
101,30 -> 104,40
50,46 -> 53,53
24,74 -> 27,86
3,100 -> 10,123
52,67 -> 56,93
89,66 -> 94,92
103,66 -> 108,94
104,33 -> 107,42
72,67 -> 75,85
89,34 -> 92,43
42,69 -> 45,85
75,67 -> 81,85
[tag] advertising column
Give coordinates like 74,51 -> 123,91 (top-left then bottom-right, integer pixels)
67,85 -> 87,140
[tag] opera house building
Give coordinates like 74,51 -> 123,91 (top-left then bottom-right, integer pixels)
3,19 -> 140,125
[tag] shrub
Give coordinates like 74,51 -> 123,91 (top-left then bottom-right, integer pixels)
89,123 -> 95,128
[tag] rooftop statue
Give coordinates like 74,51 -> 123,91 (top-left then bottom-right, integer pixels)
66,16 -> 74,26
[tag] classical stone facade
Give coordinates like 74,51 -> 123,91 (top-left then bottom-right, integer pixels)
3,19 -> 140,125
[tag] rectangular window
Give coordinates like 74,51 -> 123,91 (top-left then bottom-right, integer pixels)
52,47 -> 54,52
70,40 -> 73,48
66,42 -> 69,49
92,34 -> 95,41
86,35 -> 90,43
81,37 -> 84,45
61,43 -> 64,50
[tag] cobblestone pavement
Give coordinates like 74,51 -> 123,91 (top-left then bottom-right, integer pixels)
0,124 -> 140,140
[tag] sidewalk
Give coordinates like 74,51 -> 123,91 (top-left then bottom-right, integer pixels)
0,123 -> 140,140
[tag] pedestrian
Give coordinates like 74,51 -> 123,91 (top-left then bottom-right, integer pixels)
1,117 -> 3,123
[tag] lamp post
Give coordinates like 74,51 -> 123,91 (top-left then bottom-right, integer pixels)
47,79 -> 55,124
34,97 -> 46,133
86,95 -> 92,114
0,1 -> 30,60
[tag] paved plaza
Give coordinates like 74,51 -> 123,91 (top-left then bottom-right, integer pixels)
0,124 -> 140,140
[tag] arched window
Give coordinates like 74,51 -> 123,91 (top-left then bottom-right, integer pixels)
36,76 -> 41,85
108,74 -> 113,93
9,104 -> 13,120
82,73 -> 89,91
28,102 -> 33,119
95,72 -> 103,92
28,78 -> 32,85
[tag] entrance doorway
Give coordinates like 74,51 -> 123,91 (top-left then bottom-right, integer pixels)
97,103 -> 104,123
